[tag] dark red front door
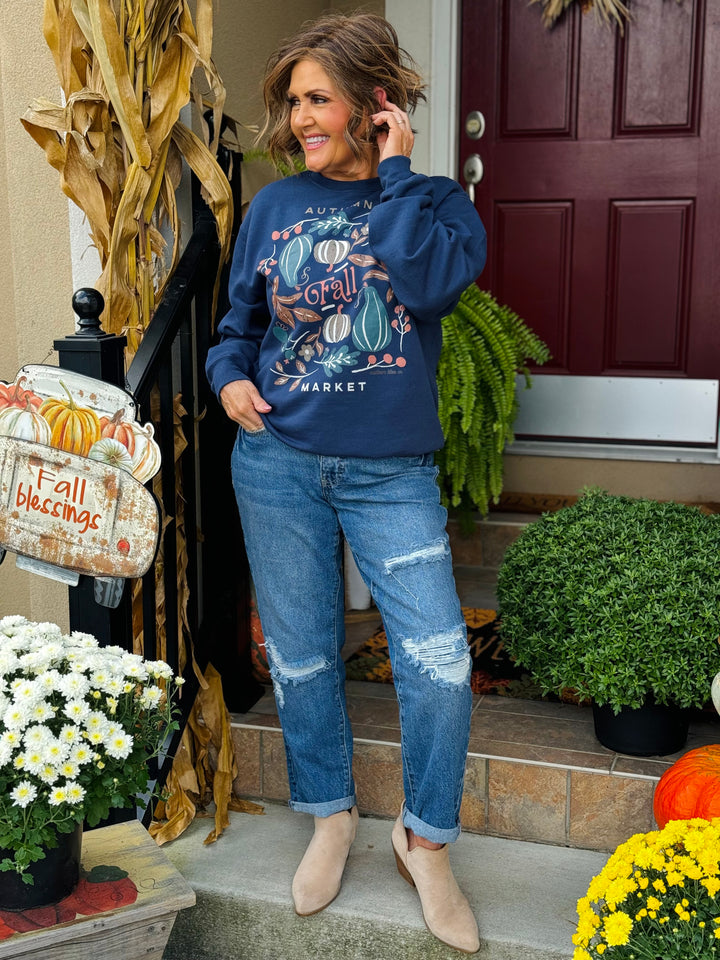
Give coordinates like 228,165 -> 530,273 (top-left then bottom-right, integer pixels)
460,0 -> 720,380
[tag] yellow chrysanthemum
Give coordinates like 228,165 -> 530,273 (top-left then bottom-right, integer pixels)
602,911 -> 633,947
703,877 -> 720,897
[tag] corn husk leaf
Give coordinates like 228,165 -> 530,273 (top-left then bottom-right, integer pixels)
530,0 -> 631,31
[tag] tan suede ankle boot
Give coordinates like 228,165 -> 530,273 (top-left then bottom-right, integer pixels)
391,811 -> 480,954
292,806 -> 359,916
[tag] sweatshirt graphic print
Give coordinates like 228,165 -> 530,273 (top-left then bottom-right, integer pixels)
206,157 -> 487,457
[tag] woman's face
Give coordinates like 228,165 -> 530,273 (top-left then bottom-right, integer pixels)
288,59 -> 375,181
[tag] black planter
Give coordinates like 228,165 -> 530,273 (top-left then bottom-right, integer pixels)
0,822 -> 82,911
593,700 -> 690,756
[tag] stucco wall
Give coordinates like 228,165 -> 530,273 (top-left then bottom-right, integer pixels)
0,0 -> 74,623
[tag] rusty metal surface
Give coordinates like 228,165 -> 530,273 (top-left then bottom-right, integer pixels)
0,436 -> 159,579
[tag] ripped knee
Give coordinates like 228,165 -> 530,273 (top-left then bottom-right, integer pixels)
384,538 -> 450,576
264,636 -> 330,708
401,624 -> 471,688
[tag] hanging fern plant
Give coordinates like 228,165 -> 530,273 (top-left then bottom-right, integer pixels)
436,284 -> 550,521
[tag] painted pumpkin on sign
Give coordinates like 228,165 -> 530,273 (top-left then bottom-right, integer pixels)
323,308 -> 351,343
0,401 -> 51,444
653,744 -> 720,827
39,382 -> 101,457
352,286 -> 391,352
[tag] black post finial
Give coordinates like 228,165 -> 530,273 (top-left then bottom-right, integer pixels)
72,288 -> 106,337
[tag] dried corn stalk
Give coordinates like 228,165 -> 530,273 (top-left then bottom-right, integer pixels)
529,0 -> 631,31
22,0 -> 233,354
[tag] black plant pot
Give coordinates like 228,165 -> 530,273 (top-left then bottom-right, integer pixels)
593,700 -> 690,757
0,822 -> 82,911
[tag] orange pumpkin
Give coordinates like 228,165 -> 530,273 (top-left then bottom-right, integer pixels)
653,744 -> 720,828
99,409 -> 136,456
39,381 -> 101,457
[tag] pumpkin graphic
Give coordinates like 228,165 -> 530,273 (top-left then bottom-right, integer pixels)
38,382 -> 101,457
278,234 -> 313,287
314,239 -> 351,272
323,308 -> 352,343
352,287 -> 391,352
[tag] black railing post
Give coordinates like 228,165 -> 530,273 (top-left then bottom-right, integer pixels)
53,289 -> 133,648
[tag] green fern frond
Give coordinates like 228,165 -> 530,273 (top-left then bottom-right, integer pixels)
438,284 -> 551,521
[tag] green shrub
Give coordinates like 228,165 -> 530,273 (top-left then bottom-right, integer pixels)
496,489 -> 720,712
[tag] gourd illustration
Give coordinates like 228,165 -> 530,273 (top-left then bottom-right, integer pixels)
323,307 -> 352,344
653,744 -> 720,827
89,437 -> 134,472
0,399 -> 51,444
279,234 -> 313,287
352,286 -> 392,352
314,239 -> 351,272
128,422 -> 162,484
99,409 -> 136,457
39,381 -> 101,457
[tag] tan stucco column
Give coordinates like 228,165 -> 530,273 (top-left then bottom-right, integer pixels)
0,0 -> 74,623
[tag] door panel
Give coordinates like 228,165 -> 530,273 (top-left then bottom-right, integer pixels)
460,0 -> 720,383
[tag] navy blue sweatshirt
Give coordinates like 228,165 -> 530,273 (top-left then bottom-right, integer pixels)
206,155 -> 486,457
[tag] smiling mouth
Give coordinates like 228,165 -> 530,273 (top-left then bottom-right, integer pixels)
304,136 -> 329,150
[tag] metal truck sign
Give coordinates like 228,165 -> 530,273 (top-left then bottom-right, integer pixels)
0,365 -> 161,600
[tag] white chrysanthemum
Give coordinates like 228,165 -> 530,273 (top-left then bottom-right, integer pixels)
85,729 -> 105,746
10,780 -> 37,808
58,724 -> 80,746
102,678 -> 124,697
58,672 -> 90,699
84,710 -> 110,734
0,615 -> 28,631
0,651 -> 18,677
64,699 -> 90,723
30,700 -> 55,724
38,764 -> 59,784
70,744 -> 93,766
65,782 -> 86,804
68,631 -> 99,648
122,655 -> 148,681
18,650 -> 52,675
44,738 -> 70,765
0,741 -> 13,765
4,702 -> 31,730
1,729 -> 21,750
140,685 -> 164,708
59,759 -> 80,778
0,693 -> 10,716
48,785 -> 67,806
146,660 -> 173,681
23,724 -> 51,748
24,750 -> 45,775
10,678 -> 42,706
105,731 -> 133,759
12,753 -> 26,771
34,669 -> 63,695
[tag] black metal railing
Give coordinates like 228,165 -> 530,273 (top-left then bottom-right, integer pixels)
54,142 -> 261,824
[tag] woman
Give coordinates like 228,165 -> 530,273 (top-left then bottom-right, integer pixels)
206,12 -> 486,954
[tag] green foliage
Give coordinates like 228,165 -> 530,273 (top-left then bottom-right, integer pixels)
436,283 -> 550,519
496,489 -> 720,711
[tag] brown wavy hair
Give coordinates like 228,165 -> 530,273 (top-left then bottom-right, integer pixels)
261,12 -> 426,171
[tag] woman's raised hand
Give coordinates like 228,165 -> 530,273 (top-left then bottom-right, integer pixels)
371,92 -> 414,164
219,379 -> 272,430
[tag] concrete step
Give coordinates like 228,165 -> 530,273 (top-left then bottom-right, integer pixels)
162,802 -> 607,960
447,512 -> 537,569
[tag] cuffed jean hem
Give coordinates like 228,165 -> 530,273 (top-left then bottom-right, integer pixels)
290,794 -> 357,817
403,807 -> 462,844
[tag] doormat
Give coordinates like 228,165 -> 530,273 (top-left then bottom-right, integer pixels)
343,606 -> 553,698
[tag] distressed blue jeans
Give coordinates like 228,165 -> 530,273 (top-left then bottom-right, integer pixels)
231,427 -> 472,843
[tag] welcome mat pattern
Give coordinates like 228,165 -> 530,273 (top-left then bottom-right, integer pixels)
343,606 -> 548,698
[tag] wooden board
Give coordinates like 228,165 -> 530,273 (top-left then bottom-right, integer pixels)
0,821 -> 195,960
